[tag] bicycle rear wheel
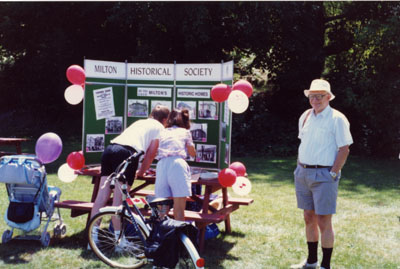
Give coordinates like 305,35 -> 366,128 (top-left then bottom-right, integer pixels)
87,211 -> 147,269
175,232 -> 204,269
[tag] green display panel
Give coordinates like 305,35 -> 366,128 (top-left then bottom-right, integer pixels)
82,59 -> 233,171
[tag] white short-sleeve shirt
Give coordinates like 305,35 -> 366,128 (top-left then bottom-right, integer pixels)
298,105 -> 353,166
111,118 -> 164,153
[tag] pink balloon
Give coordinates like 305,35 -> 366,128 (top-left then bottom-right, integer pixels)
232,79 -> 253,97
218,168 -> 237,187
229,161 -> 246,177
211,83 -> 231,103
35,132 -> 63,164
66,65 -> 86,85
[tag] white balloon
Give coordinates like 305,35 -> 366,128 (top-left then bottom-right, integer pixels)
232,176 -> 252,196
227,90 -> 249,114
57,163 -> 78,183
64,85 -> 84,105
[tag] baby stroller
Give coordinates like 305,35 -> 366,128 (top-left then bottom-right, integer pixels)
0,154 -> 66,247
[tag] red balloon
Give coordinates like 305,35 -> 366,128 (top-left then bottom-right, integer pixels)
66,65 -> 86,85
232,80 -> 253,97
211,83 -> 232,103
229,161 -> 246,177
218,168 -> 237,187
67,151 -> 85,170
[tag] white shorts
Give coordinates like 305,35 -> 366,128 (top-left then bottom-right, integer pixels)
155,156 -> 191,198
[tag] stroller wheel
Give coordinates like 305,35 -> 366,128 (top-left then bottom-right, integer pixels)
2,230 -> 13,243
54,224 -> 67,238
41,232 -> 51,247
60,224 -> 67,236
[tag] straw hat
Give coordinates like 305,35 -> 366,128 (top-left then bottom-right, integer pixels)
304,79 -> 335,101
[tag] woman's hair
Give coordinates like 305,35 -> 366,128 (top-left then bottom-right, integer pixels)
150,105 -> 170,123
166,108 -> 191,129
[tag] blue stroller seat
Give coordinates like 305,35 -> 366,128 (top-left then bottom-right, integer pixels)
0,155 -> 66,247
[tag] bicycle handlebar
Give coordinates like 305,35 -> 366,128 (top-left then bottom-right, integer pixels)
109,150 -> 145,189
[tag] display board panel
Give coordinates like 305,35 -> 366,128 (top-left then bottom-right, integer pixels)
82,59 -> 233,170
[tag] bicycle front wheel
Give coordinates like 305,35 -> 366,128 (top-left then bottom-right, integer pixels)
87,211 -> 147,269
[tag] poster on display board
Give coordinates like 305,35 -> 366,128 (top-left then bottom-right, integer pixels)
82,59 -> 233,170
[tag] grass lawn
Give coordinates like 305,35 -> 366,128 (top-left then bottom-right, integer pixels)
0,151 -> 399,268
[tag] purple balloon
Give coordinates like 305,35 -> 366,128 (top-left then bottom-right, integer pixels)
35,132 -> 63,164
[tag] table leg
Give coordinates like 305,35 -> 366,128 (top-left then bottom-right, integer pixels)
91,176 -> 101,202
195,223 -> 207,253
222,188 -> 231,233
15,142 -> 22,154
201,186 -> 212,213
86,175 -> 101,226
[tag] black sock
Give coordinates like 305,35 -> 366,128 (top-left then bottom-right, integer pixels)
321,247 -> 333,269
306,241 -> 318,264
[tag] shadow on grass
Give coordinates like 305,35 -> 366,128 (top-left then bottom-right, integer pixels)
0,230 -> 88,263
202,231 -> 245,267
0,240 -> 43,265
0,230 -> 90,266
52,230 -> 104,262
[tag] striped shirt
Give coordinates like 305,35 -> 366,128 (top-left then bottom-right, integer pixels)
298,105 -> 353,166
157,126 -> 194,160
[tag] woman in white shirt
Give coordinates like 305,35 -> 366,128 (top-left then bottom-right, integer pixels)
155,108 -> 196,221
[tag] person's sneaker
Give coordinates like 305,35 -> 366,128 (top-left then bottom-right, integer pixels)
290,259 -> 318,269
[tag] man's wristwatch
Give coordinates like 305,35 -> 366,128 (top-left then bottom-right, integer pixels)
329,171 -> 337,179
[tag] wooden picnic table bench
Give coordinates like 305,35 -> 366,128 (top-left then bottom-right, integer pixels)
0,137 -> 30,157
55,166 -> 253,252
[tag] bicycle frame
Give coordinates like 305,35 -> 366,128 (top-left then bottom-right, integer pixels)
107,151 -> 151,245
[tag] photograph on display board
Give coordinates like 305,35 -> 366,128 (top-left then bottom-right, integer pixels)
225,144 -> 230,164
86,134 -> 105,152
128,99 -> 148,117
221,122 -> 227,142
151,100 -> 172,112
190,123 -> 207,142
198,101 -> 218,120
176,100 -> 196,120
196,144 -> 217,163
105,116 -> 123,134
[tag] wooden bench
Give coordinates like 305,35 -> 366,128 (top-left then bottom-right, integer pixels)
55,200 -> 94,218
54,200 -> 229,223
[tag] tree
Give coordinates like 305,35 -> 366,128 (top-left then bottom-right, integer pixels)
323,2 -> 400,156
0,2 -> 398,157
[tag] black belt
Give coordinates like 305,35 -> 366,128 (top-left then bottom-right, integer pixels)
299,163 -> 330,169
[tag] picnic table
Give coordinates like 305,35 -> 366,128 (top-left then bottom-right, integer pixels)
55,166 -> 253,252
0,137 -> 30,156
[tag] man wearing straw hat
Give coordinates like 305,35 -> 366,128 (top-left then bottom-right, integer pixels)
291,79 -> 353,269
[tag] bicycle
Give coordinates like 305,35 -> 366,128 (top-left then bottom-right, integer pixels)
87,151 -> 205,269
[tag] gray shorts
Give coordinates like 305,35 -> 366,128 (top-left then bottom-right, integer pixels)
155,156 -> 192,198
294,164 -> 340,215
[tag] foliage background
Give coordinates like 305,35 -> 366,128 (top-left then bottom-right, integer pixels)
0,2 -> 399,158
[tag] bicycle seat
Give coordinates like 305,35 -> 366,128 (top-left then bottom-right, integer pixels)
146,195 -> 173,207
